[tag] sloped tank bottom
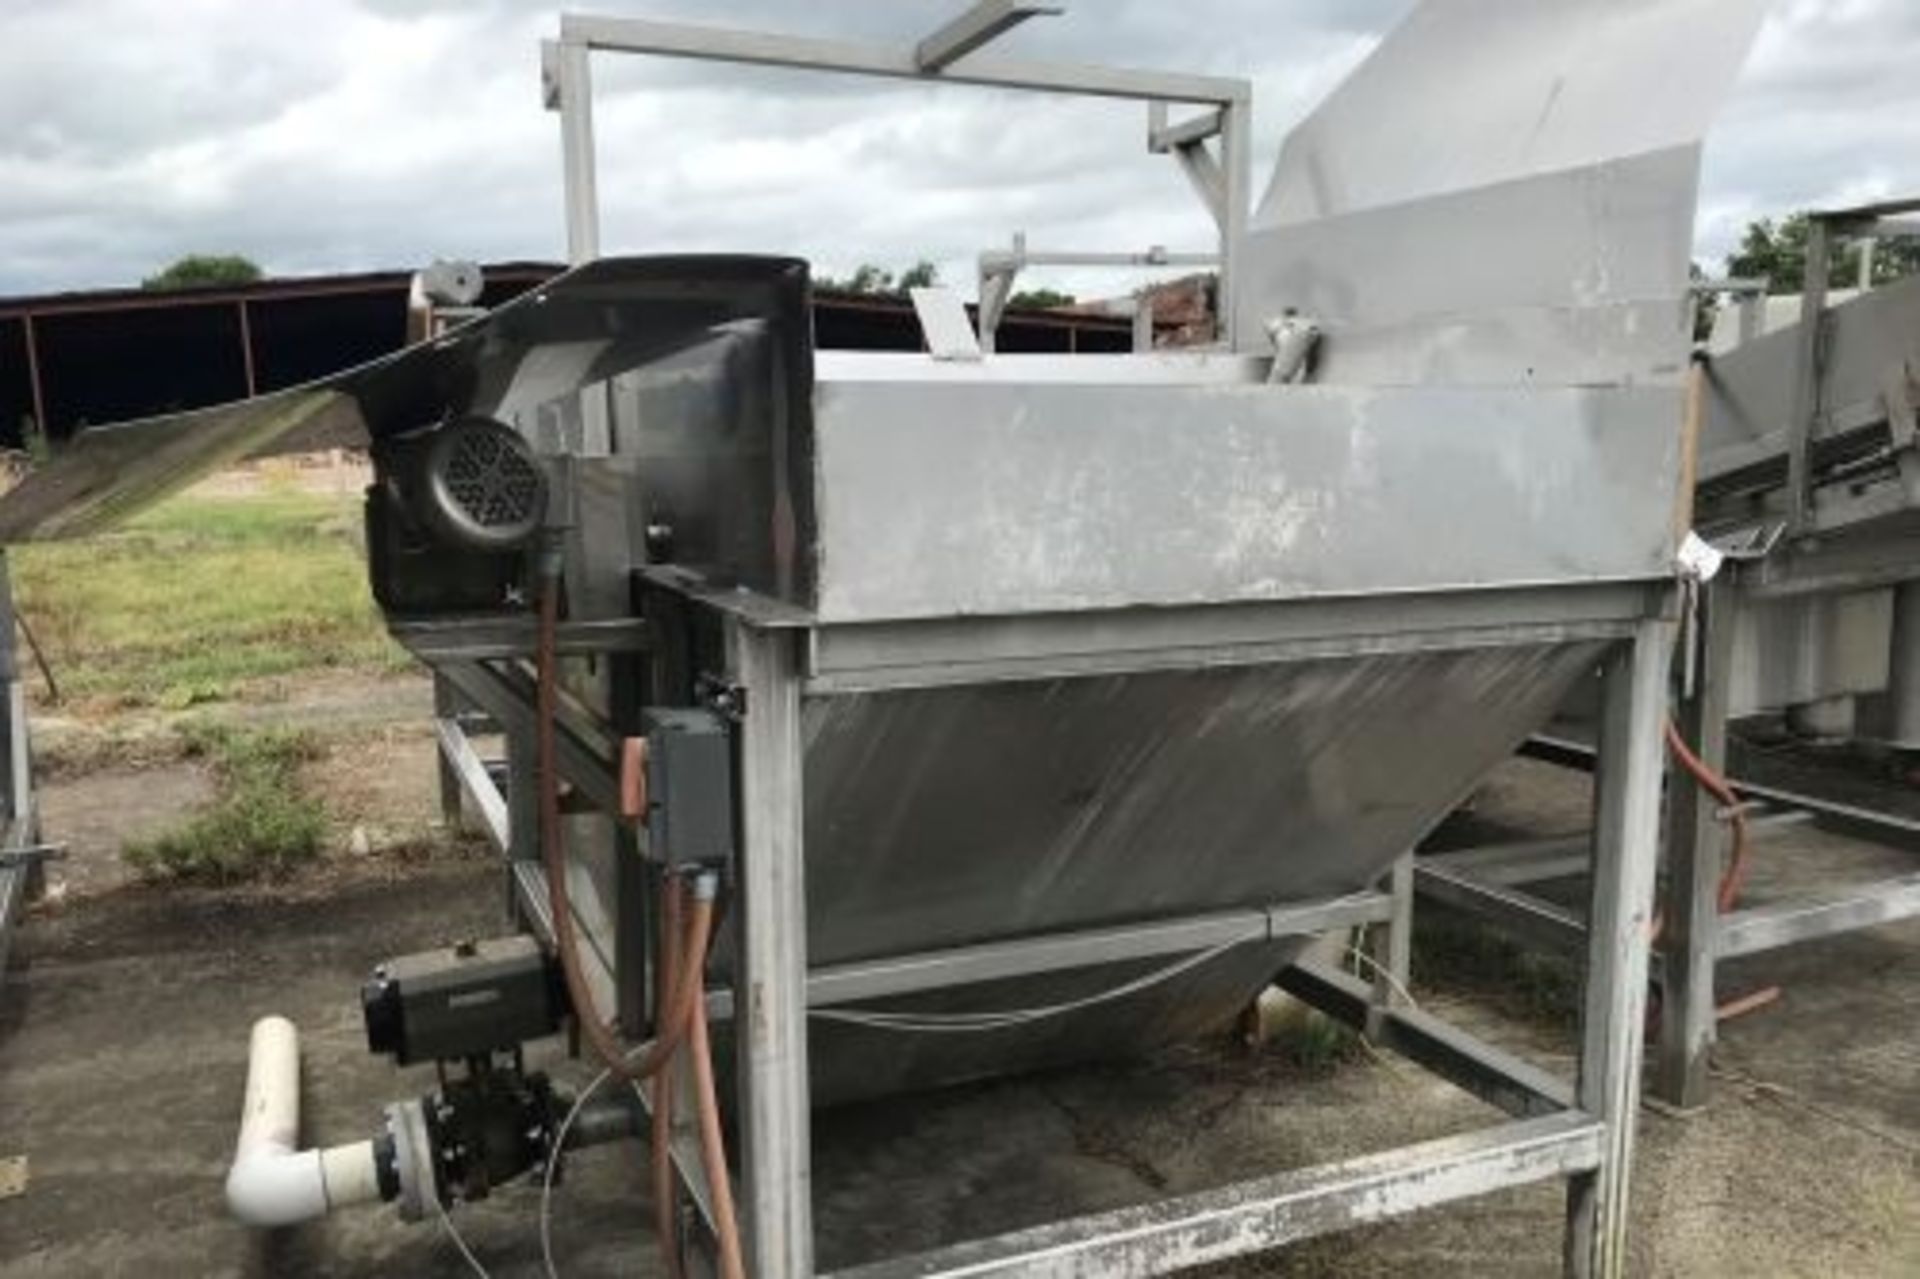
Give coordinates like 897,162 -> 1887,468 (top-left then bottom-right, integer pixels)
795,640 -> 1607,1103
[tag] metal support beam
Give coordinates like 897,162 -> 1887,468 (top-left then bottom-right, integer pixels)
236,299 -> 258,398
1716,872 -> 1920,958
392,615 -> 648,663
1522,731 -> 1920,847
432,676 -> 467,830
1215,93 -> 1249,348
545,37 -> 601,263
1564,621 -> 1671,1278
1279,960 -> 1573,1119
1146,101 -> 1224,153
726,618 -> 813,1278
0,553 -> 38,988
703,892 -> 1393,1019
1417,859 -> 1587,957
1786,219 -> 1831,535
434,716 -> 508,851
1374,853 -> 1414,1009
915,1 -> 1061,73
1171,137 -> 1227,230
1656,577 -> 1734,1109
20,315 -> 47,446
1843,215 -> 1920,241
561,14 -> 1249,106
826,1113 -> 1604,1279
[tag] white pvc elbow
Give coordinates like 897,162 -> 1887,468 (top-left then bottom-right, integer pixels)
226,1015 -> 383,1228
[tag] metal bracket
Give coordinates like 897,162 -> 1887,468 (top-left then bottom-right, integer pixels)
915,1 -> 1063,73
0,843 -> 63,870
1149,102 -> 1228,231
1881,360 -> 1919,451
695,674 -> 748,722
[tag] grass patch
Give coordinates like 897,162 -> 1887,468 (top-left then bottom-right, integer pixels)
1271,1009 -> 1362,1075
1413,909 -> 1582,1025
122,724 -> 328,883
12,490 -> 408,710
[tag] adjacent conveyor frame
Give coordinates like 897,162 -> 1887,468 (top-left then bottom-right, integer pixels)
1417,570 -> 1920,1112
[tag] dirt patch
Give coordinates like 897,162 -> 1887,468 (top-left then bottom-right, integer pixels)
34,762 -> 216,898
30,674 -> 444,898
302,720 -> 445,855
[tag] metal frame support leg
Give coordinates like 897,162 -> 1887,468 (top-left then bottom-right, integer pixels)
433,672 -> 466,831
505,720 -> 541,927
1656,579 -> 1733,1109
553,38 -> 601,264
1565,620 -> 1672,1278
1785,218 -> 1831,536
1367,852 -> 1415,1034
726,618 -> 814,1278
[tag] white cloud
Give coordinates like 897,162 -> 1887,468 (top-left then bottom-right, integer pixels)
1,1 -> 1917,299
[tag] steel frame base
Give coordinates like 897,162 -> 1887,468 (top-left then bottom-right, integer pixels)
422,598 -> 1671,1277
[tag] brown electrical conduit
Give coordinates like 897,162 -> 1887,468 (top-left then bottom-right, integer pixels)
535,567 -> 745,1277
652,878 -> 686,1279
1658,717 -> 1780,1020
1659,718 -> 1753,927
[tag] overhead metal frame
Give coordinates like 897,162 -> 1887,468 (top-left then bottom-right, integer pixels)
541,4 -> 1252,345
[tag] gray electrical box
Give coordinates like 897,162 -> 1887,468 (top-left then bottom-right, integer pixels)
640,707 -> 734,869
362,934 -> 561,1065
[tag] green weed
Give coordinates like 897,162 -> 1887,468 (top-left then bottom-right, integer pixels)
122,725 -> 328,883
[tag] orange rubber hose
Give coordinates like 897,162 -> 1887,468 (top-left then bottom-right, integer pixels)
688,960 -> 746,1279
1663,719 -> 1752,914
652,876 -> 686,1279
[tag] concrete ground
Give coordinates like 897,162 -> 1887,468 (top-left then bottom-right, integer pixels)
1,750 -> 1915,1277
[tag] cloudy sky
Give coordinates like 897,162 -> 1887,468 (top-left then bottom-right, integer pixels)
2,0 -> 1917,301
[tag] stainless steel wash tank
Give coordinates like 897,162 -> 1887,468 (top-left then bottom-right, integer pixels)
0,0 -> 1761,1109
609,329 -> 1680,1098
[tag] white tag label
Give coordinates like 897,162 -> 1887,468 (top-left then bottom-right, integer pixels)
1676,530 -> 1725,582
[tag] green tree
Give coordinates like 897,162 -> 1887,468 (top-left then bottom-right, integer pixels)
1689,261 -> 1717,343
1009,287 -> 1076,310
1726,213 -> 1920,293
818,260 -> 942,297
142,254 -> 264,291
817,264 -> 892,294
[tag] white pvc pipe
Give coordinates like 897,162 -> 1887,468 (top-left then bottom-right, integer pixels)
226,1016 -> 383,1228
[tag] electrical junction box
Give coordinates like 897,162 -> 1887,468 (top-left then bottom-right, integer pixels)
640,707 -> 735,869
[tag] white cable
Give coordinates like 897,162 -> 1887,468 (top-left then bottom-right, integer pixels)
1346,942 -> 1419,1012
433,1192 -> 493,1279
540,1065 -> 611,1279
808,934 -> 1256,1034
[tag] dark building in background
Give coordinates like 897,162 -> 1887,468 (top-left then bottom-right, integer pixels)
0,263 -> 1130,451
